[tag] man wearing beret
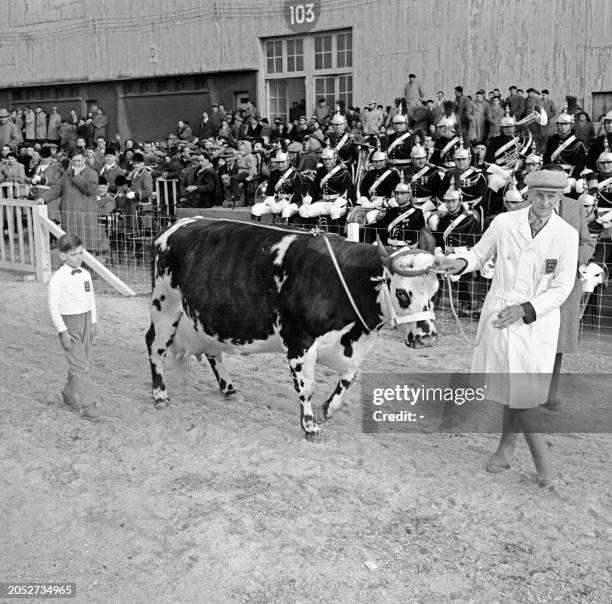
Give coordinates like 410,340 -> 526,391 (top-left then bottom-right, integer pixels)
435,169 -> 579,486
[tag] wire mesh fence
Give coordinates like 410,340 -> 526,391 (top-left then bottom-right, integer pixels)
26,205 -> 612,353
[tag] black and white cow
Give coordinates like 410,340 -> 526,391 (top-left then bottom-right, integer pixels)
146,218 -> 439,436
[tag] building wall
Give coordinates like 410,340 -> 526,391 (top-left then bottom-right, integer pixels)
0,0 -> 610,121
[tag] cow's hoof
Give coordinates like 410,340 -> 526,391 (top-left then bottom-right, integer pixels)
304,428 -> 323,442
224,385 -> 237,397
154,399 -> 170,410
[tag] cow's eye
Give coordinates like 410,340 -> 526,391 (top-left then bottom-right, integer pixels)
395,288 -> 412,309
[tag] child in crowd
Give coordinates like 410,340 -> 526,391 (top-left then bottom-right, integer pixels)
94,176 -> 116,266
48,233 -> 100,420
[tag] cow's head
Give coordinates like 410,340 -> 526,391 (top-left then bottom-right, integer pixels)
377,241 -> 439,349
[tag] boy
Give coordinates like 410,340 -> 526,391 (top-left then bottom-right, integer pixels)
93,176 -> 115,266
48,234 -> 100,420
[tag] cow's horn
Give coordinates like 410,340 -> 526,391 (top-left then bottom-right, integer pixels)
376,236 -> 389,263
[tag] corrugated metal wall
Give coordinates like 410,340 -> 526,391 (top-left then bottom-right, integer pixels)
0,0 -> 610,113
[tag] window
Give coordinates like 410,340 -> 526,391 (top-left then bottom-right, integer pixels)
287,38 -> 304,72
139,81 -> 150,93
337,32 -> 352,69
314,77 -> 336,109
314,35 -> 332,70
338,75 -> 353,107
157,80 -> 168,92
268,79 -> 288,123
266,40 -> 283,73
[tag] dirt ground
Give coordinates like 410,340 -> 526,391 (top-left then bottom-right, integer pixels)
1,273 -> 611,604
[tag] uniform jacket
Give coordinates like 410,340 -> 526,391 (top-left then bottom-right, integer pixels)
265,167 -> 304,205
359,166 -> 400,199
543,133 -> 586,178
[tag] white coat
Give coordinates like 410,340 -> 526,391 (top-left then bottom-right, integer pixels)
458,207 -> 578,407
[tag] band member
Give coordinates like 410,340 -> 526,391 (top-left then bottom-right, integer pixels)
127,152 -> 153,203
586,110 -> 612,171
484,108 -> 532,216
592,141 -> 612,259
431,118 -> 467,169
299,147 -> 352,223
251,150 -> 303,223
357,147 -> 400,205
328,111 -> 359,169
543,111 -> 586,179
384,110 -> 419,176
440,141 -> 488,226
378,180 -> 426,247
403,139 -> 441,217
427,186 -> 482,316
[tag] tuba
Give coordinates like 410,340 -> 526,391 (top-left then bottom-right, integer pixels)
516,105 -> 548,128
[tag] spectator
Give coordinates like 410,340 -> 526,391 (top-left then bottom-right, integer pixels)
469,89 -> 490,143
180,152 -> 217,208
229,140 -> 257,205
505,85 -> 525,119
313,97 -> 331,122
24,107 -> 35,142
177,120 -> 193,142
0,152 -> 27,183
198,111 -> 216,139
487,95 -> 504,139
404,73 -> 425,110
47,107 -> 61,145
574,111 -> 595,149
93,108 -> 108,140
454,86 -> 471,137
0,108 -> 20,150
361,100 -> 384,136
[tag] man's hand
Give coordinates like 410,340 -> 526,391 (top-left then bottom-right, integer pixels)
185,185 -> 197,192
90,323 -> 98,342
59,330 -> 78,351
433,256 -> 466,276
492,304 -> 525,329
35,198 -> 45,205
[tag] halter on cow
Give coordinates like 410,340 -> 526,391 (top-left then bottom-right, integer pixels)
146,218 -> 440,437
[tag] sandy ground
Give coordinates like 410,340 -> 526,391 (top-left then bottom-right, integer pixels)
1,273 -> 611,604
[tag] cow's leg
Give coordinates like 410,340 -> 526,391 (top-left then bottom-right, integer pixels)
321,369 -> 358,421
288,347 -> 320,438
205,354 -> 237,397
146,289 -> 183,409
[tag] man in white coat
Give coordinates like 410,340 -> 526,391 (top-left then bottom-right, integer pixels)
436,169 -> 578,486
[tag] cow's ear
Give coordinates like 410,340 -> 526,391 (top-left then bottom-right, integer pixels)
376,236 -> 390,266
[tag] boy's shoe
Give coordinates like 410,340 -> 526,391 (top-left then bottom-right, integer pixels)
61,394 -> 82,413
81,404 -> 100,421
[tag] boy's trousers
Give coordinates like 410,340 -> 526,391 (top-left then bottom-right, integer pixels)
61,311 -> 95,408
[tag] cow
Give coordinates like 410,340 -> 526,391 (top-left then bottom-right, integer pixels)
146,218 -> 440,437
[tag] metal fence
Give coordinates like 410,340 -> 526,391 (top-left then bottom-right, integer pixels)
7,199 -> 610,352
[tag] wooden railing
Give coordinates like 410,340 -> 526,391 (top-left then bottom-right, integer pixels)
0,182 -> 37,275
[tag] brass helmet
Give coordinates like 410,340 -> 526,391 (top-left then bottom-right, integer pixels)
597,138 -> 612,166
504,180 -> 524,204
321,146 -> 336,160
556,110 -> 573,125
274,151 -> 289,163
454,139 -> 470,160
410,136 -> 427,159
578,191 -> 596,208
443,185 -> 462,202
394,181 -> 410,194
392,109 -> 408,125
331,111 -> 346,126
371,139 -> 386,162
437,117 -> 455,130
525,142 -> 542,166
500,106 -> 517,128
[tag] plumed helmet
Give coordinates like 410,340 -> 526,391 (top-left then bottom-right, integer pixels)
443,185 -> 462,201
274,151 -> 288,162
437,117 -> 455,130
321,147 -> 336,160
454,139 -> 470,160
525,142 -> 542,165
331,112 -> 346,126
392,111 -> 408,124
371,149 -> 386,162
394,182 -> 410,193
597,139 -> 612,164
504,180 -> 524,203
578,191 -> 596,207
556,111 -> 573,125
410,136 -> 427,158
500,107 -> 517,127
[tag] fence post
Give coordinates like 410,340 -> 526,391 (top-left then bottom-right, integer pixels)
32,203 -> 52,283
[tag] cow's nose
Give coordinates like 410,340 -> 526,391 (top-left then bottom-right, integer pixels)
405,332 -> 437,349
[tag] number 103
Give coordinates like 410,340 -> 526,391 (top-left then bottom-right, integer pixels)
289,3 -> 315,24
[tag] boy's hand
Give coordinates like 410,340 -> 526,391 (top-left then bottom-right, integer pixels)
90,323 -> 98,342
59,330 -> 78,351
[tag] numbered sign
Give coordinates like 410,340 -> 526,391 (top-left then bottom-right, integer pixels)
284,1 -> 321,33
